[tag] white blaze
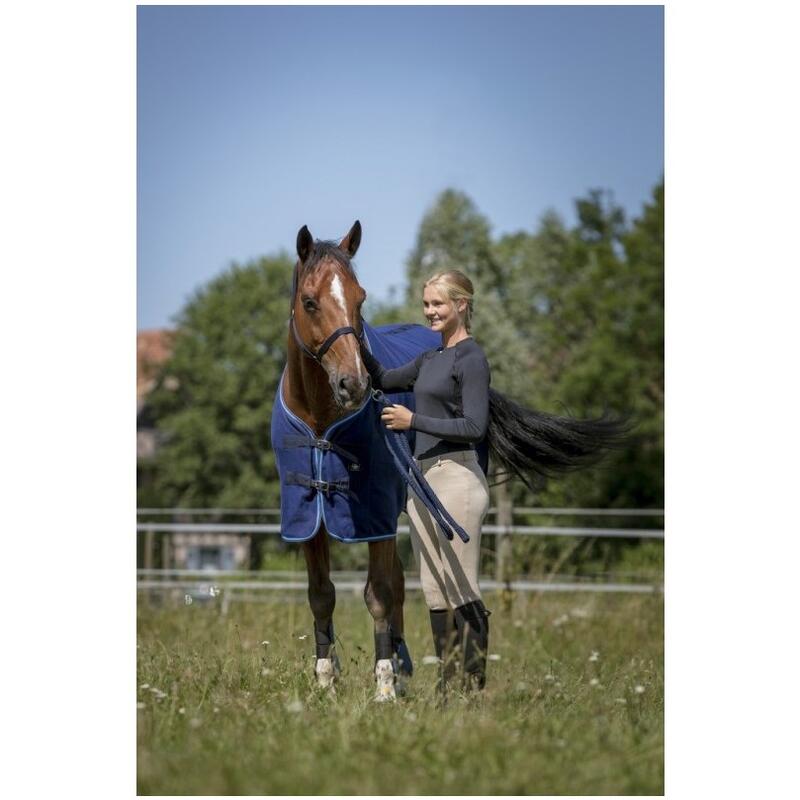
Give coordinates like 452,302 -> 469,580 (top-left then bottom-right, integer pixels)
330,273 -> 364,379
330,273 -> 348,315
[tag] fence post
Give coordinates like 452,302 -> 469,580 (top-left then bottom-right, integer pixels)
143,529 -> 154,570
494,478 -> 513,587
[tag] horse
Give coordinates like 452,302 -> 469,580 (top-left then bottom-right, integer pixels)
271,220 -> 431,702
270,220 -> 632,701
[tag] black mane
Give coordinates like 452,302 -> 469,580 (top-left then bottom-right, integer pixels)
302,240 -> 356,277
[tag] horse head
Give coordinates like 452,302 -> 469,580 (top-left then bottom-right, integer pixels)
290,220 -> 370,413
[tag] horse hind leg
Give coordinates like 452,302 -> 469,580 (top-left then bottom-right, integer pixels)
365,539 -> 397,702
302,530 -> 339,692
389,542 -> 413,692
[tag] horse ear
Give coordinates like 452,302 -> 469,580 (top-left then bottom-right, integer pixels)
339,220 -> 362,258
297,225 -> 314,263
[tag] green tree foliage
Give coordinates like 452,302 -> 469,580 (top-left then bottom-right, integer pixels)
139,182 -> 663,573
405,190 -> 533,401
518,184 -> 664,509
140,254 -> 294,509
405,183 -> 663,510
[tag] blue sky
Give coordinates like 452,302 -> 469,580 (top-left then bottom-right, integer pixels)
138,5 -> 663,330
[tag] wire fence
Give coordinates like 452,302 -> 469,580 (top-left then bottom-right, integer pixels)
136,507 -> 664,599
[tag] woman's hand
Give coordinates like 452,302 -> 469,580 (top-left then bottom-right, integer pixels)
380,404 -> 413,431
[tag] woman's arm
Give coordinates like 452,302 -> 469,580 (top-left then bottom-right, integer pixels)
360,344 -> 424,392
410,350 -> 490,442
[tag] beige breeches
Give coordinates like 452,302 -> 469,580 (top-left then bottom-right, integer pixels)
406,450 -> 490,610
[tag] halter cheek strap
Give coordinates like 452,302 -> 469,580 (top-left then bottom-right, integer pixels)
290,309 -> 365,364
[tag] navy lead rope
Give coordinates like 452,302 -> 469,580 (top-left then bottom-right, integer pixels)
370,389 -> 470,543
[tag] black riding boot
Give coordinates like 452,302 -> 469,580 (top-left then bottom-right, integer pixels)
429,609 -> 457,691
453,600 -> 491,690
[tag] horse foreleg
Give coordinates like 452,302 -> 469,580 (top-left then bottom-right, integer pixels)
365,539 -> 396,702
302,530 -> 338,691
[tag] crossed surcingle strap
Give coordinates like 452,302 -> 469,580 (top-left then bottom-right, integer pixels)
281,434 -> 361,471
284,470 -> 359,502
282,434 -> 361,502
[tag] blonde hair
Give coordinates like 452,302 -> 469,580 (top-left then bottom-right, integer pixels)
423,270 -> 475,333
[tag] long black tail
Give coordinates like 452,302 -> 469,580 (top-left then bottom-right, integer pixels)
487,388 -> 632,491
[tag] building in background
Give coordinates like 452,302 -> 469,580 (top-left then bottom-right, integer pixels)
137,329 -> 173,459
137,329 -> 252,571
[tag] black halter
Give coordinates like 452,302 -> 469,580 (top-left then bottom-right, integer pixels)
290,310 -> 364,364
290,263 -> 364,364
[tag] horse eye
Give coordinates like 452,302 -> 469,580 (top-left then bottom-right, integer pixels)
303,298 -> 318,313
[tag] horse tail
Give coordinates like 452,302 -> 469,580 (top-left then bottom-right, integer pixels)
486,388 -> 632,491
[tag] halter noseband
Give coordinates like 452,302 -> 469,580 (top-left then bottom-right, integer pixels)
290,309 -> 364,364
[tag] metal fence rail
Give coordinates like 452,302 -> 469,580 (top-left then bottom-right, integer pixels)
136,521 -> 664,539
137,576 -> 663,597
138,507 -> 664,517
137,509 -> 664,598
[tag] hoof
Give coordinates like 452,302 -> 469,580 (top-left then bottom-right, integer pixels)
374,658 -> 396,703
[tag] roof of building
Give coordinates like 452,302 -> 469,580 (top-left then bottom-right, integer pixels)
137,329 -> 174,409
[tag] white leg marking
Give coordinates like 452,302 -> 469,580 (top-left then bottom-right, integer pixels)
374,658 -> 397,703
315,657 -> 337,693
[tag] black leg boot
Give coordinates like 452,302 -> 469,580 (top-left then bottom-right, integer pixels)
429,609 -> 457,693
454,600 -> 491,691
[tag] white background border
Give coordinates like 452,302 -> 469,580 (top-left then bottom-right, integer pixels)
2,1 -> 798,797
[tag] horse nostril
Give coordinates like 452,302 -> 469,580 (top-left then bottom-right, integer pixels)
338,373 -> 364,401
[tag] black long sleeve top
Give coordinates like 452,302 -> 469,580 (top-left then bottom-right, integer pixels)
361,337 -> 491,460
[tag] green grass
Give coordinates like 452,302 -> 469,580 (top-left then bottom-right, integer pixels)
137,590 -> 663,795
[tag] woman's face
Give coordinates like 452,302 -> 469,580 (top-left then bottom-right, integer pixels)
422,285 -> 466,335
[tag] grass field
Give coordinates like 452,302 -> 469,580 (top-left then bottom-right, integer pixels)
137,589 -> 663,795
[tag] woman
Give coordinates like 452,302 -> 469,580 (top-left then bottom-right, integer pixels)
359,270 -> 492,691
360,270 -> 629,692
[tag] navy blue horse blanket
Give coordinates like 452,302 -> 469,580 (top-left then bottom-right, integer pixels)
272,321 -> 443,543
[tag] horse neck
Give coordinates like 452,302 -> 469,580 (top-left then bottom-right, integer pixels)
283,338 -> 341,435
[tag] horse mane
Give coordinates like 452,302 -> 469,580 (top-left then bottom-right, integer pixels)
301,240 -> 356,278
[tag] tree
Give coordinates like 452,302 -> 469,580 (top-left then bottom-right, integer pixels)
405,189 -> 533,401
521,184 -> 664,510
141,254 -> 294,511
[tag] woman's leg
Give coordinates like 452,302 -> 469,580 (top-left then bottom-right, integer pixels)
406,489 -> 449,611
406,482 -> 456,688
432,456 -> 491,689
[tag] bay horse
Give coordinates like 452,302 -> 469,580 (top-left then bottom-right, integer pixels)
275,220 -> 413,701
